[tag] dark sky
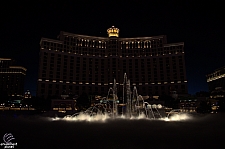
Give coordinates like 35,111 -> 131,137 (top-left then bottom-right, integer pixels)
0,1 -> 224,95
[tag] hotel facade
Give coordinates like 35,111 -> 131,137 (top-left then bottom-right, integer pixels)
37,26 -> 188,99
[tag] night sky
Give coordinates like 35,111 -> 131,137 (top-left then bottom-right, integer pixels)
0,1 -> 224,95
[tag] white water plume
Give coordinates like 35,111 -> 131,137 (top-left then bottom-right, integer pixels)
164,113 -> 192,121
51,112 -> 192,122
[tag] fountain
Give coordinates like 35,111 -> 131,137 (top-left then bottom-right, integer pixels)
52,73 -> 191,121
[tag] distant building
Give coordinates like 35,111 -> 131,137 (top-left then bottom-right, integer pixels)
179,98 -> 198,112
37,26 -> 188,99
24,90 -> 32,99
206,66 -> 225,112
51,92 -> 77,113
209,87 -> 225,112
0,58 -> 27,98
206,66 -> 225,92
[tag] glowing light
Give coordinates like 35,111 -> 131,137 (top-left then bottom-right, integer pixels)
107,26 -> 119,37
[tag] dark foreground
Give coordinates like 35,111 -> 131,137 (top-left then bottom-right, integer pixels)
0,113 -> 225,149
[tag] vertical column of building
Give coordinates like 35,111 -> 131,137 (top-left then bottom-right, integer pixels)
143,58 -> 148,94
37,43 -> 43,97
180,44 -> 188,94
85,55 -> 90,94
162,56 -> 167,94
88,56 -> 92,94
55,53 -> 61,96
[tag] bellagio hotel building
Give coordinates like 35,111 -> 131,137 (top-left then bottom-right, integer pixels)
37,26 -> 188,99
